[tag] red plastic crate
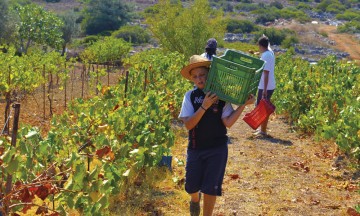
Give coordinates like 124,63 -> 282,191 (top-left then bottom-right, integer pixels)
243,99 -> 276,130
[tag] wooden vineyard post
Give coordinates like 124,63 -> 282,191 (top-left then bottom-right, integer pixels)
4,66 -> 11,134
43,64 -> 46,119
96,64 -> 99,95
82,64 -> 85,98
47,70 -> 54,117
64,62 -> 67,108
71,63 -> 76,100
144,69 -> 147,92
124,70 -> 129,106
4,103 -> 20,215
107,64 -> 110,86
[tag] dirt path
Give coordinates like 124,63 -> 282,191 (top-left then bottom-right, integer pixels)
213,110 -> 359,215
164,107 -> 360,216
317,24 -> 360,61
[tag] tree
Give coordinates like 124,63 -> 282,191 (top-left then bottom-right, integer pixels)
81,0 -> 132,35
15,3 -> 64,54
0,0 -> 18,45
145,0 -> 225,58
0,0 -> 9,42
59,11 -> 81,56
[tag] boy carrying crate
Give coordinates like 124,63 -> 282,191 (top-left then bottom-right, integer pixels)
178,55 -> 255,216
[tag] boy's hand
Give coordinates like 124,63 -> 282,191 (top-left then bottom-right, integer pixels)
244,94 -> 255,106
202,92 -> 218,109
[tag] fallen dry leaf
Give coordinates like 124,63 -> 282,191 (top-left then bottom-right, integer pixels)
228,174 -> 240,180
290,161 -> 310,172
347,207 -> 360,216
325,205 -> 341,209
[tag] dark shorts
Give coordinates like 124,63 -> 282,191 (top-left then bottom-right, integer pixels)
256,89 -> 275,106
185,144 -> 228,196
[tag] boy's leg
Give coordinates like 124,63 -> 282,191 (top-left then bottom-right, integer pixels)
203,193 -> 216,216
189,192 -> 201,216
190,191 -> 201,202
186,149 -> 202,216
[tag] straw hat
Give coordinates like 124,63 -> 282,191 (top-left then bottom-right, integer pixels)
180,55 -> 211,80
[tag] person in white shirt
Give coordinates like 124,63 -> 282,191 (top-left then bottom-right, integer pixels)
254,35 -> 276,136
200,38 -> 217,61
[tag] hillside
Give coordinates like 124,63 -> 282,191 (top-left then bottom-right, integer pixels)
34,0 -> 360,62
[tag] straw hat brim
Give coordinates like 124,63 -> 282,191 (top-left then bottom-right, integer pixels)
180,61 -> 211,81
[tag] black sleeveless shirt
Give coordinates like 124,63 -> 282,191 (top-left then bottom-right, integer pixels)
188,88 -> 228,149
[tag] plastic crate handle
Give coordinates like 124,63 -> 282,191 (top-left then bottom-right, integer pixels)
239,56 -> 253,64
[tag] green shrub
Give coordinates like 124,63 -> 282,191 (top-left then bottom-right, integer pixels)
112,25 -> 150,45
280,7 -> 311,23
224,19 -> 259,33
234,3 -> 259,12
254,6 -> 310,24
326,3 -> 346,14
316,0 -> 350,14
254,27 -> 296,46
82,35 -> 100,44
337,21 -> 360,34
281,36 -> 299,48
336,10 -> 360,21
319,31 -> 328,37
254,10 -> 279,24
270,1 -> 283,9
296,2 -> 312,10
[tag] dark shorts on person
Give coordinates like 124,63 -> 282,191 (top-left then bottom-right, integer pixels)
256,89 -> 275,106
185,144 -> 228,196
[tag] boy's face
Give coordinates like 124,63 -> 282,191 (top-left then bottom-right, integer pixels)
190,67 -> 208,89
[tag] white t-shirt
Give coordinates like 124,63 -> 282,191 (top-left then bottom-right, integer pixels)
178,89 -> 234,119
258,50 -> 276,90
200,53 -> 216,61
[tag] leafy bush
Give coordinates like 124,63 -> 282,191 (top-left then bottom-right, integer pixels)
296,2 -> 312,10
82,35 -> 100,44
281,36 -> 299,48
254,10 -> 279,24
270,1 -> 283,9
336,9 -> 360,21
326,3 -> 347,14
235,3 -> 260,12
224,19 -> 259,33
112,25 -> 151,45
337,21 -> 360,34
80,37 -> 131,64
253,27 -> 296,46
316,0 -> 350,14
254,6 -> 310,24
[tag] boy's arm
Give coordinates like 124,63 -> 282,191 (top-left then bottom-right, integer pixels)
180,109 -> 206,130
180,92 -> 218,130
222,95 -> 255,128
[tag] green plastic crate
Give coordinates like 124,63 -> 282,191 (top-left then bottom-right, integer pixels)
204,49 -> 265,105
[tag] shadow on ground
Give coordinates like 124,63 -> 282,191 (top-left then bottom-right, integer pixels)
246,134 -> 293,146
